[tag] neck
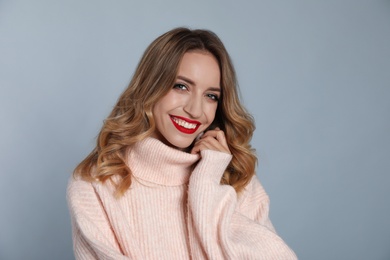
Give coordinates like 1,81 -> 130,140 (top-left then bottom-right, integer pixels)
126,137 -> 200,186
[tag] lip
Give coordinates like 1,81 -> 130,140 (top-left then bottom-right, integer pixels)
170,115 -> 201,134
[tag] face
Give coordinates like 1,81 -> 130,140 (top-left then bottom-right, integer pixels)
152,51 -> 221,150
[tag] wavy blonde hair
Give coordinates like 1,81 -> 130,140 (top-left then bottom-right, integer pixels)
74,27 -> 257,196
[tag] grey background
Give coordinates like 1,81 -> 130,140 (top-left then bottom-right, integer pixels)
1,0 -> 389,259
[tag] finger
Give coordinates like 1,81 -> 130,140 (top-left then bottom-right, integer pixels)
192,135 -> 230,154
191,137 -> 217,153
215,130 -> 229,150
191,140 -> 215,154
201,130 -> 229,152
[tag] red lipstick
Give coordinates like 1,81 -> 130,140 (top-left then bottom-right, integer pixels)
170,115 -> 200,134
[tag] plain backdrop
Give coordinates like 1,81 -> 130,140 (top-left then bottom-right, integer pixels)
1,0 -> 389,259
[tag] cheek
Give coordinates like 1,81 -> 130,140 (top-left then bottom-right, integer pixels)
152,101 -> 162,119
157,91 -> 183,110
153,93 -> 174,114
205,104 -> 218,122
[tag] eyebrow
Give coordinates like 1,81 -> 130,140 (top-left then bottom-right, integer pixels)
177,75 -> 221,92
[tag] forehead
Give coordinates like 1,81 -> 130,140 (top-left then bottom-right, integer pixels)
180,50 -> 219,66
176,51 -> 221,87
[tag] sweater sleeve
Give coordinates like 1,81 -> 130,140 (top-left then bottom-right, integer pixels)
67,178 -> 132,260
187,150 -> 297,260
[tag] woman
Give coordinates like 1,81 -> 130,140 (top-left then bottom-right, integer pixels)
67,27 -> 297,259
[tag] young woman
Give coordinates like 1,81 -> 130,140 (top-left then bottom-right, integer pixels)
67,27 -> 297,259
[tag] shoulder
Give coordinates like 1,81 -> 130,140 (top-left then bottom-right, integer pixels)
67,175 -> 119,227
67,175 -> 94,199
67,176 -> 93,208
241,175 -> 269,197
66,175 -> 107,215
67,175 -> 119,209
237,175 -> 270,211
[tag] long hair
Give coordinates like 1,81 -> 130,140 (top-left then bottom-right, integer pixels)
74,27 -> 257,196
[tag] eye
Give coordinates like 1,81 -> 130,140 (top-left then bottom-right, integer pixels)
173,83 -> 188,91
206,93 -> 219,102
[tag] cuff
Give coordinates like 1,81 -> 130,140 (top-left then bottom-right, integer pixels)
191,149 -> 233,184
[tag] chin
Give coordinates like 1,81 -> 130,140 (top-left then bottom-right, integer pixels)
166,136 -> 196,151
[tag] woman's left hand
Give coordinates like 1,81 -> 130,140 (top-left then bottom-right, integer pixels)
191,127 -> 231,155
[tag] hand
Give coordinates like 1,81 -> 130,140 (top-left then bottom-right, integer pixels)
191,127 -> 231,155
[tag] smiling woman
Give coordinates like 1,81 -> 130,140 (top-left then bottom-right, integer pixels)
67,27 -> 297,259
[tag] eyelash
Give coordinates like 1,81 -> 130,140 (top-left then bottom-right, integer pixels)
173,83 -> 219,102
207,93 -> 219,101
173,83 -> 188,91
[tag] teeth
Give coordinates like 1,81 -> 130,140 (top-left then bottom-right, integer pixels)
172,117 -> 197,129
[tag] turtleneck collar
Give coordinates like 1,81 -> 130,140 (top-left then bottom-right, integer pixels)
126,137 -> 200,186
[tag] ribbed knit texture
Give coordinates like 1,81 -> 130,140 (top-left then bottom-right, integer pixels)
67,138 -> 297,259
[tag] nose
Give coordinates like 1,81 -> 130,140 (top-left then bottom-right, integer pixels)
183,95 -> 203,119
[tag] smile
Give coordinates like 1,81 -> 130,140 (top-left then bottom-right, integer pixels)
170,115 -> 200,134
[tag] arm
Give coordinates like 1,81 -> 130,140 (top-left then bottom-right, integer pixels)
236,175 -> 276,233
188,130 -> 297,259
67,178 -> 134,260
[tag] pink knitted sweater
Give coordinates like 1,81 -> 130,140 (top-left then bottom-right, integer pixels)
67,138 -> 297,259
